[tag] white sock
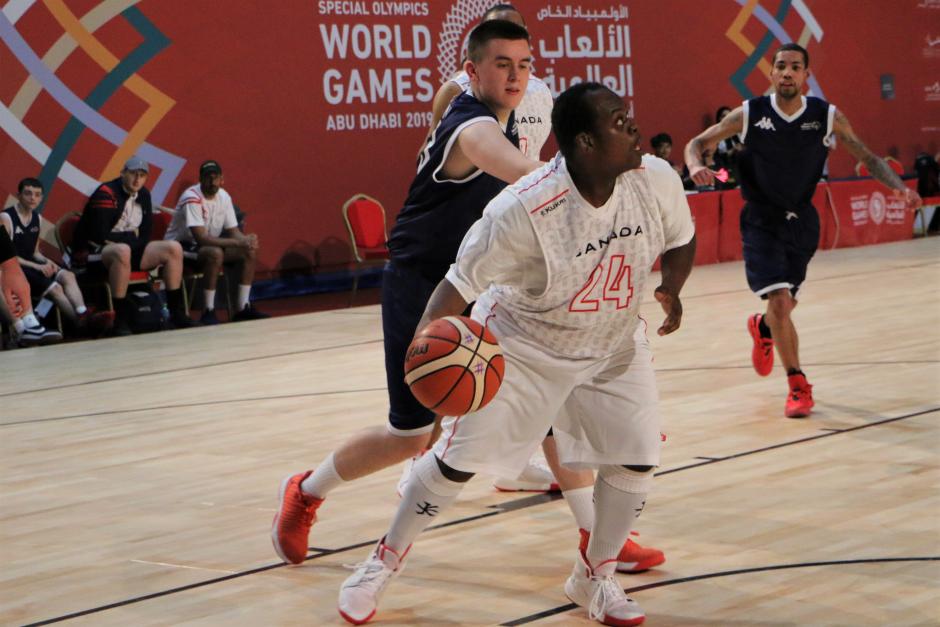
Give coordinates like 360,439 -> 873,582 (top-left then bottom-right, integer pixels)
20,312 -> 40,329
203,289 -> 215,311
562,486 -> 595,531
237,284 -> 251,310
385,453 -> 463,553
75,305 -> 87,315
300,452 -> 347,499
586,465 -> 653,576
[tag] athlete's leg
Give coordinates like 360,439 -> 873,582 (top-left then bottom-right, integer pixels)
44,282 -> 77,323
763,287 -> 799,371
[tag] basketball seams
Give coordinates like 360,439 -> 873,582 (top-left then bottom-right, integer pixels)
404,314 -> 504,416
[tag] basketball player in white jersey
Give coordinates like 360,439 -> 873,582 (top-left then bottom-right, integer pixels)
409,3 -> 666,573
338,82 -> 697,626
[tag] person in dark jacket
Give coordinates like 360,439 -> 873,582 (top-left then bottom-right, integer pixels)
72,156 -> 194,334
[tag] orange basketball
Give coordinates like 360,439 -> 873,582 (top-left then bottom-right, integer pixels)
404,315 -> 504,416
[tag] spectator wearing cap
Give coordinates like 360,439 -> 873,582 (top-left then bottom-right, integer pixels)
72,156 -> 194,335
165,160 -> 268,324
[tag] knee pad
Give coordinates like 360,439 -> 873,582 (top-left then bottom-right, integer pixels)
598,464 -> 654,494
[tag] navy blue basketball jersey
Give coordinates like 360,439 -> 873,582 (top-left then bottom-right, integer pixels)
738,95 -> 834,213
387,92 -> 518,280
3,206 -> 40,259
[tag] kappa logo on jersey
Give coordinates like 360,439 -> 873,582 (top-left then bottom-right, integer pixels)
800,121 -> 822,131
785,211 -> 798,221
574,224 -> 644,258
14,226 -> 24,235
754,117 -> 776,131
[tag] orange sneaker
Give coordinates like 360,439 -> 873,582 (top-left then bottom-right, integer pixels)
579,529 -> 665,574
271,471 -> 323,564
747,314 -> 774,376
785,373 -> 814,418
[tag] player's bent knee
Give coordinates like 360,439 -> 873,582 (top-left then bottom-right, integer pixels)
434,456 -> 474,483
599,464 -> 654,493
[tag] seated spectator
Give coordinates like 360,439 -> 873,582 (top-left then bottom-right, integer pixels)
165,160 -> 268,324
713,106 -> 742,186
914,152 -> 940,234
0,177 -> 112,336
0,226 -> 61,346
651,132 -> 695,190
70,156 -> 194,335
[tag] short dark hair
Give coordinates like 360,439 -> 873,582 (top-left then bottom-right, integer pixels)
715,106 -> 732,123
467,19 -> 529,63
18,177 -> 43,193
552,82 -> 611,158
650,133 -> 673,149
483,3 -> 523,23
773,42 -> 809,68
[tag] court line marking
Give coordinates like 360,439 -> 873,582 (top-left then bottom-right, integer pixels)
499,557 -> 940,625
4,359 -> 936,427
0,338 -> 384,399
19,406 -> 937,626
1,388 -> 388,426
129,560 -> 237,575
3,258 -> 935,399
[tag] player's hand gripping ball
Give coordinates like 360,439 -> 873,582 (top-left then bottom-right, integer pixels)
404,315 -> 504,416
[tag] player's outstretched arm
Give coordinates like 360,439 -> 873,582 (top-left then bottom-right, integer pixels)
655,235 -> 696,336
833,111 -> 923,210
415,279 -> 471,338
684,107 -> 744,187
457,122 -> 542,184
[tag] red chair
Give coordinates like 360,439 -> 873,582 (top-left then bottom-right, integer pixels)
55,211 -> 151,311
342,193 -> 390,306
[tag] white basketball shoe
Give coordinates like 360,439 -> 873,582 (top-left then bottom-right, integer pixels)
493,459 -> 559,492
564,549 -> 646,626
338,538 -> 407,625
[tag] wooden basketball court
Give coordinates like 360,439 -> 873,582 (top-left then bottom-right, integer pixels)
2,238 -> 938,626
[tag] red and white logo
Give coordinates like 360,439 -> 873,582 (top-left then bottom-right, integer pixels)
868,191 -> 886,225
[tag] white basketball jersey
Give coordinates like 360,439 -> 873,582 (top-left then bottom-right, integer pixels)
452,72 -> 553,160
484,155 -> 670,358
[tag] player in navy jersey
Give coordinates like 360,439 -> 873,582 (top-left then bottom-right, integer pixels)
271,19 -> 541,567
684,43 -> 922,418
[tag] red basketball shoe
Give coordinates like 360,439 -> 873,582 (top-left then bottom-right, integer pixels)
579,529 -> 665,573
272,471 -> 323,564
747,313 -> 774,376
785,373 -> 815,418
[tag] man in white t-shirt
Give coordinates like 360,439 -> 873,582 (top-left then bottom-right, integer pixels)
338,83 -> 697,626
166,160 -> 267,324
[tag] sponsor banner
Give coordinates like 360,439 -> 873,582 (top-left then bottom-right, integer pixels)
0,1 -> 930,279
827,180 -> 914,247
687,192 -> 720,265
718,190 -> 745,263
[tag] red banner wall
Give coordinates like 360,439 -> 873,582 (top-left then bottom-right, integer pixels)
0,1 -> 933,281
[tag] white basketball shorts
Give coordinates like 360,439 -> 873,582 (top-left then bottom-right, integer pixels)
431,304 -> 661,479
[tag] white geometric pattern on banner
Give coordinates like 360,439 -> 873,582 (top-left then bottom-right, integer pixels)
437,0 -> 493,83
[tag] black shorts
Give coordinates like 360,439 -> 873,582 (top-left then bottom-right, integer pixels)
381,260 -> 439,434
21,266 -> 57,302
80,242 -> 148,272
740,203 -> 819,299
180,241 -> 200,261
